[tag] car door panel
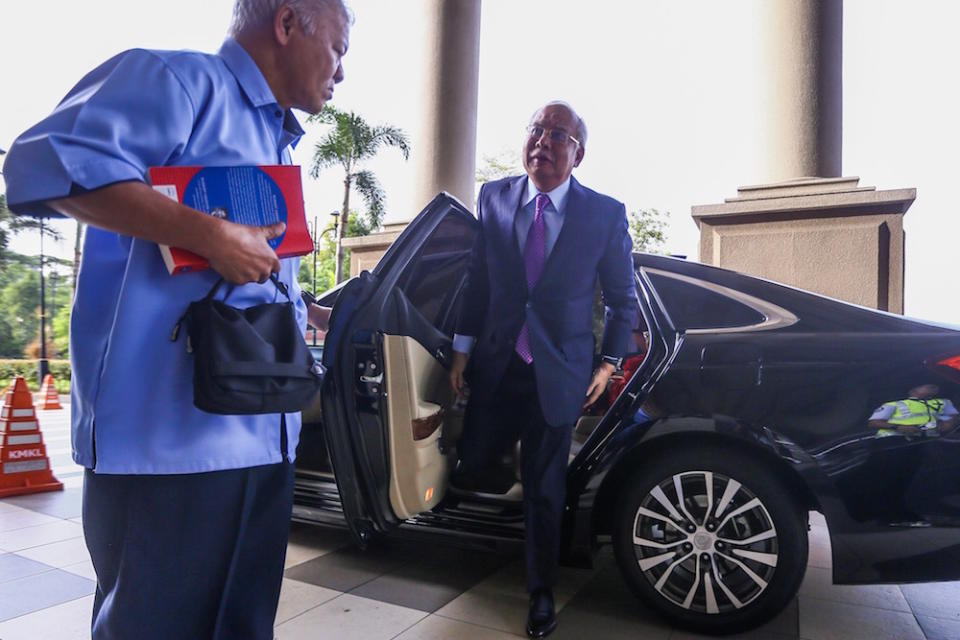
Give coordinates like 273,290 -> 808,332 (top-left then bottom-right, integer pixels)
319,272 -> 384,541
382,334 -> 452,519
321,194 -> 477,539
379,286 -> 453,366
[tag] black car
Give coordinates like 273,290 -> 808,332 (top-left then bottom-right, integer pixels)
293,193 -> 960,634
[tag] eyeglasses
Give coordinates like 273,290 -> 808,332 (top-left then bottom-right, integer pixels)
526,124 -> 580,148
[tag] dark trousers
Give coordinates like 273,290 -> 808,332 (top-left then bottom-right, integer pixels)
459,353 -> 573,592
83,462 -> 295,640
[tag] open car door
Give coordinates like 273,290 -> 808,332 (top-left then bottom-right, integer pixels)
320,193 -> 478,543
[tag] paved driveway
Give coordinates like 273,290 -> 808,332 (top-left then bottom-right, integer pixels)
1,404 -> 958,639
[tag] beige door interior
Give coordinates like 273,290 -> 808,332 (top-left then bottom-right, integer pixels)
381,334 -> 453,520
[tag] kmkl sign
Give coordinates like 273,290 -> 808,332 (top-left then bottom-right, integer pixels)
7,448 -> 44,459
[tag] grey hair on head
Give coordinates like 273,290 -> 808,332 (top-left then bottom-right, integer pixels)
535,100 -> 588,148
230,0 -> 352,36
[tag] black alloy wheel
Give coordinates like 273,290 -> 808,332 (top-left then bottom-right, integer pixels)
613,445 -> 808,635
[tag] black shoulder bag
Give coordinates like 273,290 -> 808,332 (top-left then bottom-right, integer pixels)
172,275 -> 324,415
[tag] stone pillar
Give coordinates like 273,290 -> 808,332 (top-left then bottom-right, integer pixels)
342,222 -> 407,278
693,0 -> 916,314
692,179 -> 914,313
764,0 -> 842,181
411,0 -> 482,210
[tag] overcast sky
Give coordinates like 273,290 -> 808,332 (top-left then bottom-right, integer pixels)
2,1 -> 958,323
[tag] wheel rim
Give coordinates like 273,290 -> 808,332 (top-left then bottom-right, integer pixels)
631,470 -> 779,615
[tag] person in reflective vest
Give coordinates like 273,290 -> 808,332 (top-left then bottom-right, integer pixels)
869,384 -> 959,439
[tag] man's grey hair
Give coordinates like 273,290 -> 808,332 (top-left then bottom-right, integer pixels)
230,0 -> 352,36
533,100 -> 588,149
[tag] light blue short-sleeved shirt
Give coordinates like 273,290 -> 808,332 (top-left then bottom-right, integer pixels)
3,39 -> 309,474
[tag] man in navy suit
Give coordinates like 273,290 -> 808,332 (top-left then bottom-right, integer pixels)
449,101 -> 637,638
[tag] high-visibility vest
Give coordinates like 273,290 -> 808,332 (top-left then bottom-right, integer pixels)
875,398 -> 946,438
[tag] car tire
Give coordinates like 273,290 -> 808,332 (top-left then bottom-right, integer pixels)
612,445 -> 808,635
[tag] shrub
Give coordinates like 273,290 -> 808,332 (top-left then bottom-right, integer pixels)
24,340 -> 60,360
0,359 -> 71,393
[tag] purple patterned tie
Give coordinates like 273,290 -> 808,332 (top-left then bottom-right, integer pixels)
515,193 -> 550,364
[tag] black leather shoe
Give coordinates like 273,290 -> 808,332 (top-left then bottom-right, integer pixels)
526,588 -> 557,638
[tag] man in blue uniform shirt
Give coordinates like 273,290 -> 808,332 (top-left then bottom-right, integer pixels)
3,1 -> 350,637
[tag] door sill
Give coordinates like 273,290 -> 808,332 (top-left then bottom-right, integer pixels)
447,482 -> 524,504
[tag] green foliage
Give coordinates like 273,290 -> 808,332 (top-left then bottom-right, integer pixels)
297,210 -> 367,297
299,231 -> 337,296
0,192 -> 10,264
7,217 -> 63,243
0,177 -> 71,357
1,147 -> 8,262
350,169 -> 386,231
47,271 -> 72,356
0,199 -> 63,267
0,262 -> 40,357
628,208 -> 670,254
0,255 -> 73,358
343,208 -> 376,238
475,150 -> 523,184
52,301 -> 71,356
1,155 -> 75,369
0,359 -> 71,393
307,105 -> 410,251
0,193 -> 58,267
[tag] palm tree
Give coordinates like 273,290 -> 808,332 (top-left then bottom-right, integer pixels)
307,106 -> 410,284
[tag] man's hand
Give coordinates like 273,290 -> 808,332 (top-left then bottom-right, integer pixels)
897,424 -> 922,437
206,220 -> 285,284
450,351 -> 469,400
308,303 -> 332,332
938,417 -> 960,435
584,362 -> 617,408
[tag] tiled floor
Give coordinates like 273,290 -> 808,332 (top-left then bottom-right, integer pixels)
2,406 -> 960,639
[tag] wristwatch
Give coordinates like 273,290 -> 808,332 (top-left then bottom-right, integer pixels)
600,354 -> 623,369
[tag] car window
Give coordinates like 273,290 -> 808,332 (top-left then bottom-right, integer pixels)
590,279 -> 646,356
393,213 -> 476,333
646,271 -> 766,331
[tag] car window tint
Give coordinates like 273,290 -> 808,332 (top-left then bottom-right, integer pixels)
394,214 -> 476,332
590,277 -> 647,355
647,272 -> 765,331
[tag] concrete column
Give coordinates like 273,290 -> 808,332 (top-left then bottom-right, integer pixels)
692,179 -> 914,313
764,0 -> 843,180
411,0 -> 482,210
342,222 -> 406,277
693,0 -> 914,314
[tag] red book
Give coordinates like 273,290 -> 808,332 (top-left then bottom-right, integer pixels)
149,165 -> 314,275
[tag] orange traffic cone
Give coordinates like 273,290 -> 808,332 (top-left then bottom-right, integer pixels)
0,376 -> 63,497
36,374 -> 63,410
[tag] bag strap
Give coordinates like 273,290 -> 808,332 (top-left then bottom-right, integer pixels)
211,361 -> 316,379
203,277 -> 231,302
203,273 -> 291,303
171,273 -> 293,343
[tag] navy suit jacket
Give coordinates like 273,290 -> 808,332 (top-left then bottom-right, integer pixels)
457,175 -> 638,427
